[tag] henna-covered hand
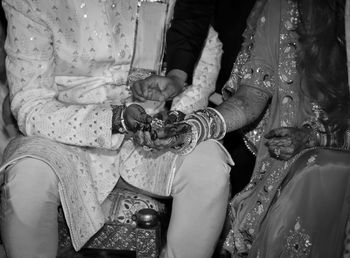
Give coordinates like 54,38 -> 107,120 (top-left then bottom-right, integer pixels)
123,104 -> 153,132
264,126 -> 314,160
133,121 -> 191,151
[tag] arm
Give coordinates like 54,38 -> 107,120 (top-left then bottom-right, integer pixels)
171,27 -> 223,113
131,0 -> 215,104
216,85 -> 270,132
165,0 -> 277,155
166,0 -> 215,84
3,1 -> 131,149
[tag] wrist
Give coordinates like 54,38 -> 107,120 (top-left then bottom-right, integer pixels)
303,123 -> 326,147
111,105 -> 129,134
170,121 -> 199,155
167,69 -> 188,90
186,108 -> 227,142
303,125 -> 317,148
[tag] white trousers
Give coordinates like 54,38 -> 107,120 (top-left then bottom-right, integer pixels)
1,141 -> 230,258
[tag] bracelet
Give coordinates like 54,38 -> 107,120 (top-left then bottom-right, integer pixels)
206,108 -> 227,140
302,121 -> 327,147
186,108 -> 227,142
111,105 -> 129,134
120,108 -> 129,132
171,121 -> 199,155
187,114 -> 207,142
186,118 -> 202,141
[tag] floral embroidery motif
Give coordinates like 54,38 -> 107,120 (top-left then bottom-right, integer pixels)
285,217 -> 312,257
221,0 -> 268,98
306,155 -> 317,166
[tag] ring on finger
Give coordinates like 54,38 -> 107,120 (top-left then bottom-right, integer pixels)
274,148 -> 281,157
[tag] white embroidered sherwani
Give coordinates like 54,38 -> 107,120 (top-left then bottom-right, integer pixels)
0,0 -> 222,250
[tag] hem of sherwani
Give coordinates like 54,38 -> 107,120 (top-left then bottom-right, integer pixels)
0,135 -> 192,250
118,139 -> 182,197
0,136 -> 107,250
118,139 -> 234,197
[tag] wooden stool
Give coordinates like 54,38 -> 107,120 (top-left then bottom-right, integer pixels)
57,188 -> 168,258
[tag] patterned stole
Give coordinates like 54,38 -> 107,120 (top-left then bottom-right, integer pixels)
128,0 -> 174,83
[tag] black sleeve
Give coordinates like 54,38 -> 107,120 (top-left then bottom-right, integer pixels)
165,0 -> 215,82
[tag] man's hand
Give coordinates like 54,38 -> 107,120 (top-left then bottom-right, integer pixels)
264,126 -> 313,160
131,69 -> 187,102
133,121 -> 191,151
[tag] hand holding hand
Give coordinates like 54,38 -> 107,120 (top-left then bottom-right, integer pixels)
264,126 -> 313,160
133,110 -> 189,151
131,69 -> 187,102
133,121 -> 191,150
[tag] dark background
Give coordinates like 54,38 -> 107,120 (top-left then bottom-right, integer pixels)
213,0 -> 257,195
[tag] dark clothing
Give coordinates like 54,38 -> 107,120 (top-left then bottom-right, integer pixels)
165,0 -> 215,82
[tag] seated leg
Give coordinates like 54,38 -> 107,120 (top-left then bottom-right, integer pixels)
1,158 -> 60,258
163,141 -> 231,258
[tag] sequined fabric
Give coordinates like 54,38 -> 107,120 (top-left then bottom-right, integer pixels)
284,218 -> 312,257
225,0 -> 350,257
225,0 -> 311,255
221,0 -> 268,99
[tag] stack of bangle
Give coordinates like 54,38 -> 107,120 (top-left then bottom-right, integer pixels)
186,108 -> 227,142
111,105 -> 129,134
171,108 -> 227,155
171,124 -> 199,155
302,120 -> 327,147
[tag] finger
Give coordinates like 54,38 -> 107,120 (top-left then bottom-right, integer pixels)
139,77 -> 154,99
276,154 -> 290,161
160,85 -> 176,101
143,131 -> 155,148
165,111 -> 186,125
147,88 -> 166,102
140,76 -> 166,102
131,81 -> 147,102
156,124 -> 191,139
150,130 -> 158,141
131,105 -> 152,124
154,136 -> 180,149
265,127 -> 290,139
144,87 -> 166,102
266,137 -> 292,147
153,111 -> 167,121
133,131 -> 145,146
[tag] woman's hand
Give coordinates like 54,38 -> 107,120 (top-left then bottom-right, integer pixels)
153,110 -> 186,125
133,120 -> 192,151
264,126 -> 313,160
123,104 -> 153,132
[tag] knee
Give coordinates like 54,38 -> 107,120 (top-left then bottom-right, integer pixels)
184,141 -> 231,191
1,158 -> 59,227
3,158 -> 58,198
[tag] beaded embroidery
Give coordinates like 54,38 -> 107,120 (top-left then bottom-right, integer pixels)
221,0 -> 268,99
225,0 -> 303,255
284,217 -> 312,257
